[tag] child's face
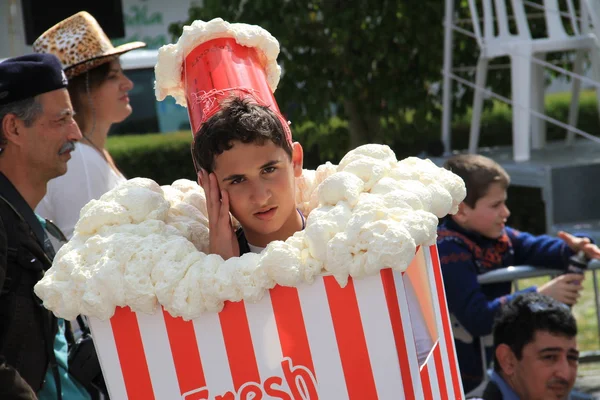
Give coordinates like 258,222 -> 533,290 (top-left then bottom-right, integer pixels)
457,182 -> 511,238
212,140 -> 303,246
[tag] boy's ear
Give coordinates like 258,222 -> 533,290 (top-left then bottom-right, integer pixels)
454,202 -> 470,224
291,142 -> 304,178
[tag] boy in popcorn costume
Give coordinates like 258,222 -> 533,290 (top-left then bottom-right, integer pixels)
172,17 -> 446,365
34,19 -> 469,396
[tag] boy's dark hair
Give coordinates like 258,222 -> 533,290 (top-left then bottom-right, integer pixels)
443,154 -> 510,208
192,96 -> 292,172
492,292 -> 577,372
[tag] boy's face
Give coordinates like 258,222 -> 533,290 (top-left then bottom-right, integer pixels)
455,182 -> 510,238
212,140 -> 303,247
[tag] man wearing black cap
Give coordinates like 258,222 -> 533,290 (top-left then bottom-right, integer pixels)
0,54 -> 85,399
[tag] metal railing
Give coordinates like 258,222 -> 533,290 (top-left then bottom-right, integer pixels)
478,260 -> 600,362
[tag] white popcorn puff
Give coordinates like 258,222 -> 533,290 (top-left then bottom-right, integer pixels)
340,158 -> 392,191
426,183 -> 454,218
155,18 -> 281,106
304,202 -> 352,261
171,179 -> 202,193
101,179 -> 169,221
304,161 -> 339,213
358,220 -> 417,272
345,201 -> 390,245
213,257 -> 245,302
258,241 -> 304,287
296,169 -> 316,202
388,165 -> 418,181
34,250 -> 85,320
169,254 -> 224,319
152,242 -> 205,307
338,144 -> 397,171
35,145 -> 466,320
182,190 -> 209,218
234,253 -> 270,303
295,169 -> 316,216
76,179 -> 170,235
390,208 -> 439,246
396,157 -> 466,215
372,178 -> 431,211
314,162 -> 338,185
75,201 -> 130,235
317,172 -> 364,207
325,232 -> 354,286
161,185 -> 185,205
381,190 -> 421,211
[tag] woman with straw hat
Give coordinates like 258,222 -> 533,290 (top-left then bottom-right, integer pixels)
31,11 -> 145,400
34,11 -> 146,242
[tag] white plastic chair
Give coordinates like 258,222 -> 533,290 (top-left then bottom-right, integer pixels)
467,0 -> 599,162
566,0 -> 600,145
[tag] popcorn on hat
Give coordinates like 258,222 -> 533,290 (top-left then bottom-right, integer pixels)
33,11 -> 146,78
0,53 -> 68,106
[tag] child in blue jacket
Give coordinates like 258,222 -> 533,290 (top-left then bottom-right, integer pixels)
437,154 -> 600,393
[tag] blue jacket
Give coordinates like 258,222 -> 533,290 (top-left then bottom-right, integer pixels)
437,217 -> 574,393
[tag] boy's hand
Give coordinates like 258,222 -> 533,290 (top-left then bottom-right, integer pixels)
558,231 -> 600,259
199,169 -> 240,260
538,274 -> 584,306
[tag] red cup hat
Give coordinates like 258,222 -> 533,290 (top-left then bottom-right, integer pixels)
155,19 -> 291,144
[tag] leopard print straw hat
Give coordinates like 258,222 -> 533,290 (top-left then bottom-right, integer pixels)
33,11 -> 146,78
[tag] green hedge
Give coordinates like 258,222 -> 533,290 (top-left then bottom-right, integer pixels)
108,131 -> 196,185
108,91 -> 599,233
450,90 -> 600,150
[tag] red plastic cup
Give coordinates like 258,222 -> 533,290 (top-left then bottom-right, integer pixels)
182,37 -> 290,142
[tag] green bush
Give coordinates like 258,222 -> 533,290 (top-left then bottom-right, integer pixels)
450,89 -> 600,150
108,131 -> 196,185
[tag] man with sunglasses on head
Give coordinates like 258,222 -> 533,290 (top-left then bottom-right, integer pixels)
470,292 -> 579,400
0,54 -> 88,399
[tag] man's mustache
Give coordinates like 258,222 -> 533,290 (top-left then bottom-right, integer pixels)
58,141 -> 76,155
547,378 -> 570,390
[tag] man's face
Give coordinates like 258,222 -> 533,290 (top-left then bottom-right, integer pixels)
212,140 -> 303,247
20,88 -> 81,180
458,182 -> 511,238
506,331 -> 578,400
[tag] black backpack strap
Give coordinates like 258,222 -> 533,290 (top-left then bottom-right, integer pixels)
76,316 -> 90,336
236,227 -> 251,256
43,314 -> 62,400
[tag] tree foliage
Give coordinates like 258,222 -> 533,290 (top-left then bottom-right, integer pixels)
169,1 -> 452,147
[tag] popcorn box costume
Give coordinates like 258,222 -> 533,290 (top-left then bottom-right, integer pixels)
88,246 -> 461,400
35,18 -> 466,400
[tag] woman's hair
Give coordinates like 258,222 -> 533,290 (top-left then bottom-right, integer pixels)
67,60 -> 113,132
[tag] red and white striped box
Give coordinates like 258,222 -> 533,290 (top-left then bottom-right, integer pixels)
89,245 -> 464,399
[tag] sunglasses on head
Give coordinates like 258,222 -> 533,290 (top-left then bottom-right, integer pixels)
526,300 -> 570,313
